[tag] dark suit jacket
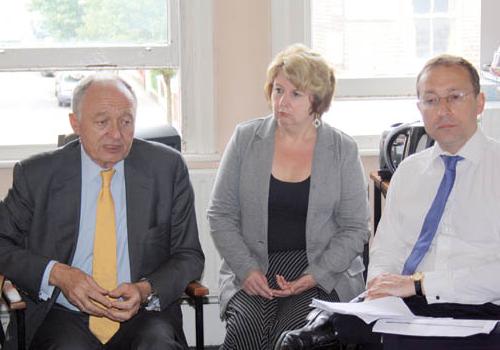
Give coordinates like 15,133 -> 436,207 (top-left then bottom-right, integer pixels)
0,138 -> 204,349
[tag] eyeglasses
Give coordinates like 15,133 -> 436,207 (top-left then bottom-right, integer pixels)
418,91 -> 476,110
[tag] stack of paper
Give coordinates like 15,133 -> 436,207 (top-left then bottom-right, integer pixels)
310,297 -> 498,337
311,296 -> 414,324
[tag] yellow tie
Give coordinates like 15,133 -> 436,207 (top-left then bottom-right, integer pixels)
89,169 -> 119,343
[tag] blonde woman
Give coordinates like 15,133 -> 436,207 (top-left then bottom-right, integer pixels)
208,44 -> 369,349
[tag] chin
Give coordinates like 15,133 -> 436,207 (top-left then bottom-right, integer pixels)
100,155 -> 125,167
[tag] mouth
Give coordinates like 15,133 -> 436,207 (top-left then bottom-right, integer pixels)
277,111 -> 290,117
103,144 -> 123,153
437,123 -> 456,130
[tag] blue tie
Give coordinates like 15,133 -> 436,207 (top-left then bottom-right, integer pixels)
402,155 -> 463,275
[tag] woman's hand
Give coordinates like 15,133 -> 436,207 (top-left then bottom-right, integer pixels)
242,270 -> 274,299
273,274 -> 317,297
365,273 -> 415,300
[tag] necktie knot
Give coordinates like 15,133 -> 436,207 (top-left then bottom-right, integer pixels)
100,169 -> 115,189
440,155 -> 463,171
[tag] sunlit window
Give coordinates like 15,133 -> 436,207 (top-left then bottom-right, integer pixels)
311,0 -> 480,79
0,0 -> 179,152
0,70 -> 179,146
0,0 -> 169,47
310,0 -> 481,139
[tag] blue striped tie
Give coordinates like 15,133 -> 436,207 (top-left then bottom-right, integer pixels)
402,155 -> 463,275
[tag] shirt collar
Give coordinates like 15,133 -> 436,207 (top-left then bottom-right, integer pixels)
80,146 -> 124,184
429,128 -> 486,167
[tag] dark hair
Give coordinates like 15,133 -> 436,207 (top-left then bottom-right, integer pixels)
416,54 -> 480,97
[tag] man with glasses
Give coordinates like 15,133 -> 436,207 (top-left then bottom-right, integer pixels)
279,55 -> 500,349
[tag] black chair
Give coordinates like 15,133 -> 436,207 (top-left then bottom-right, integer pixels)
0,274 -> 26,350
57,125 -> 182,151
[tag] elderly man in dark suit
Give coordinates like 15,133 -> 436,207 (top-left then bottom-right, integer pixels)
0,75 -> 204,349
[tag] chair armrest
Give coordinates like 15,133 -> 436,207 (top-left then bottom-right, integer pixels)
184,281 -> 209,298
1,275 -> 26,310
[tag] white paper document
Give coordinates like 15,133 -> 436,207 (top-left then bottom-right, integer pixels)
373,318 -> 498,337
310,297 -> 499,337
311,296 -> 415,324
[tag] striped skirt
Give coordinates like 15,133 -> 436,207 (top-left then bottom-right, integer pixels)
222,250 -> 339,350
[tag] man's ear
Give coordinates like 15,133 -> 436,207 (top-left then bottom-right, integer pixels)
475,92 -> 486,116
69,113 -> 80,135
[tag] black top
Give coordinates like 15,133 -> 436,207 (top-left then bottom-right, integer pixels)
267,174 -> 310,252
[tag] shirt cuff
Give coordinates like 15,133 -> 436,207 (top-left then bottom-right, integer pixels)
39,260 -> 57,301
423,270 -> 454,304
140,277 -> 161,311
144,295 -> 161,311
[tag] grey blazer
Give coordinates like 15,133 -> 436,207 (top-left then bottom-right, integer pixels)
0,139 -> 204,349
208,115 -> 370,315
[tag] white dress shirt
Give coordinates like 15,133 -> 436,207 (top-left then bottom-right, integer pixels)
369,129 -> 500,306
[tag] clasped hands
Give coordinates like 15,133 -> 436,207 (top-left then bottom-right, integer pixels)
242,269 -> 316,299
50,263 -> 151,322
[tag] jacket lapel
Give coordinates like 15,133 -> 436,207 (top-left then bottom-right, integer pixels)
250,117 -> 276,245
124,144 -> 153,281
50,143 -> 82,264
307,125 -> 335,233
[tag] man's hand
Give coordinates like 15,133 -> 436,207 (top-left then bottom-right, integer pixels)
242,270 -> 274,299
366,273 -> 415,300
107,281 -> 150,322
273,274 -> 316,297
49,262 -> 111,316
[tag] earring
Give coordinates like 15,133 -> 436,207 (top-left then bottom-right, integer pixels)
313,115 -> 321,128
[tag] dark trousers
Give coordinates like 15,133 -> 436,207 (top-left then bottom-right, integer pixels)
30,304 -> 186,350
331,296 -> 500,350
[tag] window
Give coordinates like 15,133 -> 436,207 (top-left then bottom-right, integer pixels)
0,0 -> 178,69
0,0 -> 216,161
414,0 -> 450,58
272,0 -> 497,152
310,0 -> 480,89
0,70 -> 179,145
0,0 -> 187,160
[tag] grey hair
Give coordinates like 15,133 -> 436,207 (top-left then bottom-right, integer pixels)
71,74 -> 137,118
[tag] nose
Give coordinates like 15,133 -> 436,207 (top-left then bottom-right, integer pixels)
106,121 -> 122,139
437,96 -> 453,114
278,94 -> 289,107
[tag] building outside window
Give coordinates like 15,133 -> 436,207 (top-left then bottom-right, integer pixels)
307,0 -> 481,149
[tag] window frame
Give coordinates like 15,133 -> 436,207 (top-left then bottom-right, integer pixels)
272,0 -> 499,98
0,0 -> 179,71
271,0 -> 500,154
0,0 -> 217,163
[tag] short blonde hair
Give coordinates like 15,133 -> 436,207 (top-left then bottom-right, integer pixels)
264,43 -> 335,116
